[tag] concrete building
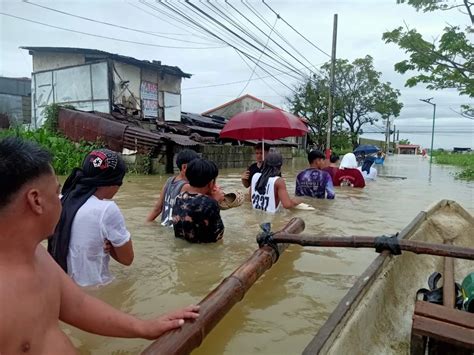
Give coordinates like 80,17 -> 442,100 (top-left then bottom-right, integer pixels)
22,47 -> 190,128
202,94 -> 281,119
0,76 -> 31,128
203,94 -> 307,150
397,144 -> 420,155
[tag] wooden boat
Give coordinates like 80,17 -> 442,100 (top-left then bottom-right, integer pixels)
304,200 -> 474,354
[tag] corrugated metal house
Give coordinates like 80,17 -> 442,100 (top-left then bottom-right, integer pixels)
22,47 -> 191,128
0,76 -> 31,128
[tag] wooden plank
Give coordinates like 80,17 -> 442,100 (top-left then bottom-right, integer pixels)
414,301 -> 474,329
443,241 -> 455,308
412,315 -> 474,349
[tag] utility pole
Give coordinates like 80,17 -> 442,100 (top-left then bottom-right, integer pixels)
393,124 -> 396,145
420,98 -> 437,165
397,129 -> 399,141
325,14 -> 338,157
385,117 -> 391,152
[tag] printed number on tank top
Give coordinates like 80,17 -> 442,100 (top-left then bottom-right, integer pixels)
251,193 -> 269,211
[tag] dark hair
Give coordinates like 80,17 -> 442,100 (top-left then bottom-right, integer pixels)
255,143 -> 271,152
308,149 -> 325,164
255,151 -> 282,194
0,137 -> 52,208
330,154 -> 340,163
185,158 -> 219,188
176,149 -> 199,170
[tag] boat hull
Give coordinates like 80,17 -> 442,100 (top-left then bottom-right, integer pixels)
304,200 -> 474,355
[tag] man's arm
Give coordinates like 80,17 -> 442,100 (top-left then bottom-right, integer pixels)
241,170 -> 250,188
146,184 -> 167,222
52,253 -> 199,339
108,240 -> 134,266
325,176 -> 335,200
275,178 -> 302,209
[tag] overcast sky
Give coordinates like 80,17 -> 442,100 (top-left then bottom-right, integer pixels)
1,0 -> 472,148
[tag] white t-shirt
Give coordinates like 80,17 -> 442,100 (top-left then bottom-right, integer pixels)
250,173 -> 281,213
358,166 -> 378,181
67,195 -> 131,287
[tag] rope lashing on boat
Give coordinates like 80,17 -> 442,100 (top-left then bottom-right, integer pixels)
257,223 -> 280,261
374,233 -> 402,255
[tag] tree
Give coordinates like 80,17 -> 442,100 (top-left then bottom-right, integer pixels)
383,0 -> 473,117
399,138 -> 411,144
288,56 -> 403,149
328,56 -> 403,147
287,77 -> 330,149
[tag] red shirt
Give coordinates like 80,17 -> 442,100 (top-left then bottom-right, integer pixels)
323,166 -> 338,180
333,168 -> 366,188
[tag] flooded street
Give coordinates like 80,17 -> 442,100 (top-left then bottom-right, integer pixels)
66,155 -> 473,355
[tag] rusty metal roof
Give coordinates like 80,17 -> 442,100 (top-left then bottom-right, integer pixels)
58,108 -> 201,152
160,132 -> 202,146
21,47 -> 191,78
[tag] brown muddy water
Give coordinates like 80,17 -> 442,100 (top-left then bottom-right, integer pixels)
65,155 -> 473,354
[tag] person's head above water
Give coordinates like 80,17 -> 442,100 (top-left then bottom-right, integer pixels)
254,143 -> 271,163
361,156 -> 376,174
330,153 -> 340,164
255,151 -> 283,194
0,137 -> 61,238
185,158 -> 219,191
62,149 -> 127,199
339,153 -> 358,169
176,149 -> 199,173
308,149 -> 326,169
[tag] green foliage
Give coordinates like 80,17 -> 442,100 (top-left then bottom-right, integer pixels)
43,104 -> 75,133
288,55 -> 403,148
435,152 -> 474,180
384,0 -> 473,117
399,138 -> 411,144
0,127 -> 101,175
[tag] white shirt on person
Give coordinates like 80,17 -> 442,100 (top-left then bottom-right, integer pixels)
250,172 -> 281,213
358,166 -> 378,181
67,195 -> 131,287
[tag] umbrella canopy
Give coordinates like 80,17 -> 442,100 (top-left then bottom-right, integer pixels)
353,144 -> 381,155
219,109 -> 308,141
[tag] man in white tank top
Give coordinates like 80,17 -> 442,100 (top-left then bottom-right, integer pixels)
250,152 -> 301,213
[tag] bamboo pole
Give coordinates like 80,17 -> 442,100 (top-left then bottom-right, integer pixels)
270,234 -> 474,261
142,218 -> 305,355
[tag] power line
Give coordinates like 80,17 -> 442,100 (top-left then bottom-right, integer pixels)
262,0 -> 331,58
155,1 -> 303,81
0,12 -> 224,49
183,1 -> 308,80
241,0 -> 325,77
133,1 -> 220,41
227,1 -> 321,79
22,0 -> 219,45
236,17 -> 278,98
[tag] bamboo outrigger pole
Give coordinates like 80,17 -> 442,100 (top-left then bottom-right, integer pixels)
271,234 -> 474,260
142,218 -> 305,355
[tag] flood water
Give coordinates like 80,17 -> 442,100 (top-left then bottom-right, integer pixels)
65,155 -> 474,354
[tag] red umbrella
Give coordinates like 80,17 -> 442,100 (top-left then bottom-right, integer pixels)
219,109 -> 308,141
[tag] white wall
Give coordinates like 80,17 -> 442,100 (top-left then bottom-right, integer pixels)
32,52 -> 85,72
112,61 -> 141,109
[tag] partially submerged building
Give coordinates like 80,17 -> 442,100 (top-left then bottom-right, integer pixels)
22,46 -> 190,128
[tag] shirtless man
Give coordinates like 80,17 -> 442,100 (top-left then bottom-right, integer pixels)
0,137 -> 199,354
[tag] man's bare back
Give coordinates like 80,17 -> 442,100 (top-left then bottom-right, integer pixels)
0,247 -> 76,354
0,137 -> 199,354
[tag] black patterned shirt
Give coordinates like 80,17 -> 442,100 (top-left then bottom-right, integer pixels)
172,192 -> 224,243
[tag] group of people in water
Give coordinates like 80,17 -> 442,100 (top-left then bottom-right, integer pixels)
0,136 -> 383,353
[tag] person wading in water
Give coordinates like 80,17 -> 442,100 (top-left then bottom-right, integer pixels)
0,137 -> 199,354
